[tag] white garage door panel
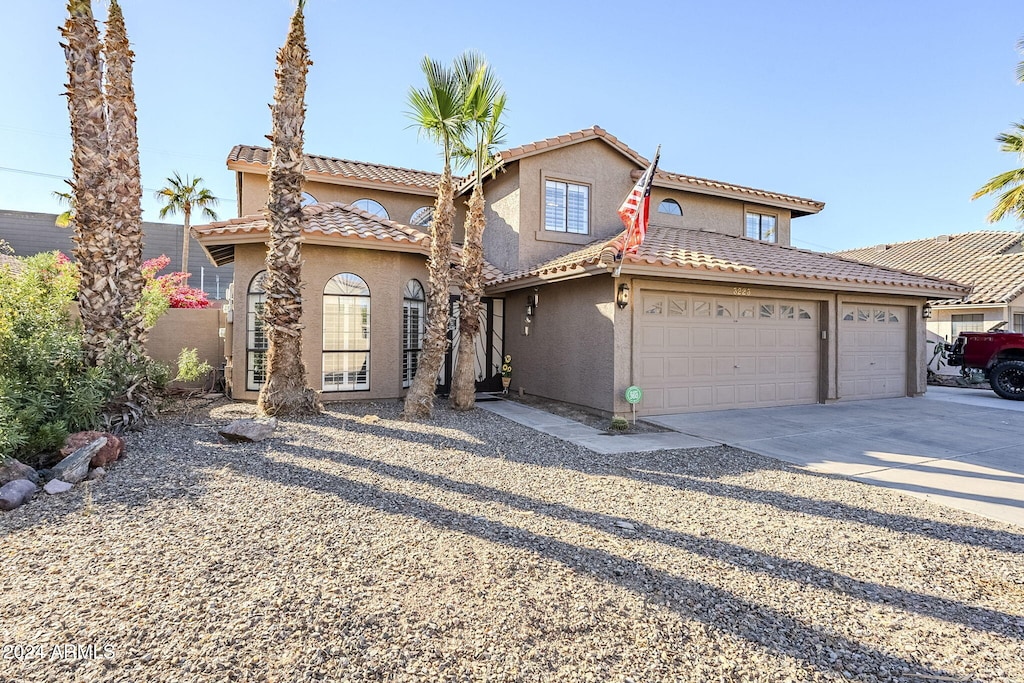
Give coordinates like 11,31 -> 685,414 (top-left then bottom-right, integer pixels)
636,292 -> 819,414
838,304 -> 908,400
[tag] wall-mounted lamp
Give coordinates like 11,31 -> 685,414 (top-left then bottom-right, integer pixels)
526,294 -> 536,319
616,283 -> 630,309
922,303 -> 932,319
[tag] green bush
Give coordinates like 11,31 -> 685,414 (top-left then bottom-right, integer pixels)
0,252 -> 169,465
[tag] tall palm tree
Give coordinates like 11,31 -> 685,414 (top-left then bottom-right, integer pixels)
449,52 -> 506,411
62,0 -> 116,363
403,57 -> 468,419
155,172 -> 218,280
256,0 -> 320,417
104,0 -> 146,345
973,37 -> 1024,224
972,122 -> 1024,224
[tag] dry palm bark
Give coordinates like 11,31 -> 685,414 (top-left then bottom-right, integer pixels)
62,0 -> 117,362
449,186 -> 485,410
256,2 -> 321,417
103,0 -> 146,346
403,167 -> 456,419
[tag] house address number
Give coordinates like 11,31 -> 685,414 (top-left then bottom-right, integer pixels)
732,287 -> 751,296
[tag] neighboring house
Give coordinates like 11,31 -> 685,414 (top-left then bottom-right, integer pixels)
195,126 -> 966,416
0,209 -> 234,299
835,231 -> 1024,341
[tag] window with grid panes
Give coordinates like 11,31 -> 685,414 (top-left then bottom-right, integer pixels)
545,180 -> 589,234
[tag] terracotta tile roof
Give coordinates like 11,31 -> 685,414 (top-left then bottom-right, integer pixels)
227,145 -> 461,193
192,201 -> 503,282
481,125 -> 823,215
835,231 -> 1024,304
490,227 -> 968,297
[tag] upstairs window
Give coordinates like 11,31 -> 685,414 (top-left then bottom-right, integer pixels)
657,198 -> 682,215
951,313 -> 984,337
410,206 -> 433,227
353,198 -> 389,220
745,212 -> 777,242
545,180 -> 589,234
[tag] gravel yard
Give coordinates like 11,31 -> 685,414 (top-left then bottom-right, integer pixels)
2,399 -> 1023,682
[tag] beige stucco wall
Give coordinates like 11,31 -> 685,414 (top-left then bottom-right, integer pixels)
146,308 -> 225,388
648,190 -> 792,245
227,242 -> 429,402
480,165 -> 523,273
927,299 -> 1024,341
502,277 -> 617,413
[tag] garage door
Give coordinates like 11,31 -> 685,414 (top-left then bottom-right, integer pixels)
838,304 -> 907,400
635,291 -> 820,414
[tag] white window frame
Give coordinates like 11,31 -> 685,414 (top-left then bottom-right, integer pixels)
246,271 -> 268,391
544,179 -> 590,234
745,212 -> 777,242
402,279 -> 425,388
323,273 -> 371,392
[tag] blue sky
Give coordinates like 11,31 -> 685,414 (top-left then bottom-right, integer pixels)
2,0 -> 1022,252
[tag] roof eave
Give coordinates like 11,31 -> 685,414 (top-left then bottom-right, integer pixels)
227,159 -> 440,197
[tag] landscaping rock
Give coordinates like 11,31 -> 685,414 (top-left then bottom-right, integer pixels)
87,467 -> 106,482
0,478 -> 38,511
43,479 -> 73,495
218,418 -> 277,443
51,437 -> 107,485
0,458 -> 39,486
61,431 -> 125,467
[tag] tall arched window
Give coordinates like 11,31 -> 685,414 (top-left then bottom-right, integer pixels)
402,279 -> 425,388
323,273 -> 370,391
246,271 -> 268,391
352,198 -> 389,219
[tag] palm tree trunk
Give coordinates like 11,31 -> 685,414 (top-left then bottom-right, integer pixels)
103,0 -> 146,347
256,1 -> 320,417
450,186 -> 486,410
181,207 -> 191,282
403,166 -> 455,419
62,0 -> 116,364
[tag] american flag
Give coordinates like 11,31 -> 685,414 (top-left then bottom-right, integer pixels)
616,146 -> 660,258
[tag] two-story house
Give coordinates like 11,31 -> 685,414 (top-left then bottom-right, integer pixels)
194,126 -> 966,417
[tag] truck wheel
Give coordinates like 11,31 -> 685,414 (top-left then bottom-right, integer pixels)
989,360 -> 1024,400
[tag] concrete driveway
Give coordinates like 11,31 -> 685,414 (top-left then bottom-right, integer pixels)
647,385 -> 1024,528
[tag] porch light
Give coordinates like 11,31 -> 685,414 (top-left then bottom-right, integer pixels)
526,294 -> 536,319
922,303 -> 932,319
617,283 -> 630,309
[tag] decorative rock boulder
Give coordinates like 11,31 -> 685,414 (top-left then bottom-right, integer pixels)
0,458 -> 39,486
51,437 -> 107,485
218,418 -> 278,443
0,479 -> 38,511
43,479 -> 73,495
61,431 -> 125,468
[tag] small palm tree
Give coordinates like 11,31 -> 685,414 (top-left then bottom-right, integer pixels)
256,0 -> 320,417
155,172 -> 218,279
53,190 -> 75,228
403,56 -> 469,419
449,52 -> 506,411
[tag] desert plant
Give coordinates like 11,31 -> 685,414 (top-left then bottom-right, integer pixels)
174,347 -> 212,383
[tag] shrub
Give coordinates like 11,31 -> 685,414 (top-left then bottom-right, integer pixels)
174,347 -> 212,383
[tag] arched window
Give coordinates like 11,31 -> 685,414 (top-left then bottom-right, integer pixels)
246,271 -> 268,391
352,198 -> 389,219
301,192 -> 318,206
410,206 -> 433,227
657,198 -> 682,216
323,273 -> 370,391
402,279 -> 425,388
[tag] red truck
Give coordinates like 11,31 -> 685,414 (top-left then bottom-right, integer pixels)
946,331 -> 1024,400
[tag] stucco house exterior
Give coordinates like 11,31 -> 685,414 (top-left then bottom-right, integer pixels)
835,231 -> 1024,341
194,126 -> 967,417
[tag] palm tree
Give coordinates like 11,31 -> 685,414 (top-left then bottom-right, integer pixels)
155,172 -> 218,280
53,190 -> 74,228
449,52 -> 506,411
972,122 -> 1024,224
973,37 -> 1024,224
403,56 -> 468,419
104,0 -> 146,344
256,0 -> 320,417
62,0 -> 116,362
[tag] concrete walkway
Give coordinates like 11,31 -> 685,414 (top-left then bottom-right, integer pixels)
480,389 -> 1024,527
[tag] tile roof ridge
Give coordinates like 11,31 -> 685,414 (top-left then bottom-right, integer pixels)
229,143 -> 448,179
835,229 -> 1024,253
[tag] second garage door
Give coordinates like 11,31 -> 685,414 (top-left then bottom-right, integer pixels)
838,304 -> 908,400
635,291 -> 820,414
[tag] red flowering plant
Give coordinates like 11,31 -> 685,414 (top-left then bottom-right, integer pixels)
139,255 -> 211,328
